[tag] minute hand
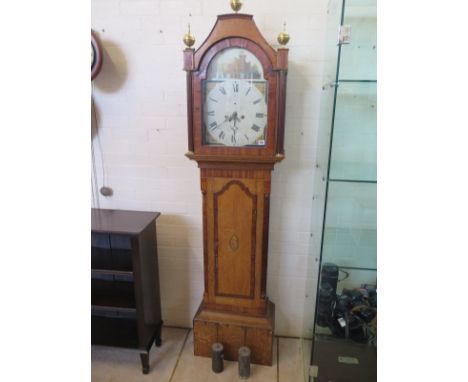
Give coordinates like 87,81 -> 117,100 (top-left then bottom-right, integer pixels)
230,111 -> 241,127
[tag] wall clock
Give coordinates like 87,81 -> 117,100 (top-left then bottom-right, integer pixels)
183,2 -> 289,366
91,30 -> 103,81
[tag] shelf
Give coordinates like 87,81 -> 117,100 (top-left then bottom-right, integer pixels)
335,266 -> 377,295
91,269 -> 134,278
91,232 -> 134,272
338,79 -> 376,83
323,182 -> 376,270
92,314 -> 139,349
339,1 -> 377,82
329,81 -> 376,181
344,4 -> 377,19
92,305 -> 137,317
329,178 -> 376,184
322,226 -> 376,270
91,246 -> 133,272
336,265 -> 376,271
91,276 -> 136,309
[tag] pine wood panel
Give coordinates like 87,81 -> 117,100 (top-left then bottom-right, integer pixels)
202,170 -> 269,316
218,324 -> 245,360
193,321 -> 217,357
245,327 -> 274,365
214,180 -> 256,298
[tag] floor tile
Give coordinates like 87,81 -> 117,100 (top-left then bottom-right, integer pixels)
91,327 -> 189,382
302,339 -> 312,382
171,330 -> 278,382
278,337 -> 305,382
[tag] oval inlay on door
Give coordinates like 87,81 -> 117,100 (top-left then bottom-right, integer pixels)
229,234 -> 240,251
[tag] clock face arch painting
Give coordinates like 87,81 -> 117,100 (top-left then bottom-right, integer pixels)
203,48 -> 268,147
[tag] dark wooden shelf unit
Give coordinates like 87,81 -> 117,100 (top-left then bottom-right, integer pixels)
91,208 -> 163,374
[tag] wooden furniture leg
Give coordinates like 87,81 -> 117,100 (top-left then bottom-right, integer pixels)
154,324 -> 163,347
140,352 -> 149,374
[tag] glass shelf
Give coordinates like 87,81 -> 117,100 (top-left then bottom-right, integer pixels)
338,79 -> 377,83
339,0 -> 376,81
337,265 -> 377,271
323,182 -> 376,270
329,179 -> 377,184
329,81 -> 376,182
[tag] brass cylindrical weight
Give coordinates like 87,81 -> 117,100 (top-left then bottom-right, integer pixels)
238,346 -> 251,379
212,343 -> 224,373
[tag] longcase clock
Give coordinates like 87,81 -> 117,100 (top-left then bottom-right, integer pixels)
183,6 -> 288,366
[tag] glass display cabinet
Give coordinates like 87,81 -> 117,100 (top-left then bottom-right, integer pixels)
304,0 -> 377,381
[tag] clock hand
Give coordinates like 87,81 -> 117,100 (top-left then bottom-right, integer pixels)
231,129 -> 237,145
232,111 -> 239,127
217,115 -> 230,128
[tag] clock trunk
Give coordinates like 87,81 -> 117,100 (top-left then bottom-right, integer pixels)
193,164 -> 275,365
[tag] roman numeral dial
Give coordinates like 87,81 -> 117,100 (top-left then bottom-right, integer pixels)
203,79 -> 268,147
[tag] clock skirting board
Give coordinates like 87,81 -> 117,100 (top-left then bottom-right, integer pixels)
183,11 -> 289,366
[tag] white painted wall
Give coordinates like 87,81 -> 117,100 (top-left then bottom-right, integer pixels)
91,0 -> 329,337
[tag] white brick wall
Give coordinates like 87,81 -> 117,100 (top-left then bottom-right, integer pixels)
92,0 -> 329,337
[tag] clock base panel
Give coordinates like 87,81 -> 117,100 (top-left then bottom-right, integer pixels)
193,300 -> 275,366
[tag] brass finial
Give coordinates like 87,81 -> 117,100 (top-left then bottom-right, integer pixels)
230,0 -> 243,13
277,22 -> 290,46
183,23 -> 195,48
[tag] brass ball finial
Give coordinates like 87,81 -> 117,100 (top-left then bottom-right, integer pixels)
230,0 -> 243,13
183,23 -> 195,48
277,22 -> 290,46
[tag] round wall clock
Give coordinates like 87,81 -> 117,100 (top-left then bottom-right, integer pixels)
91,31 -> 103,80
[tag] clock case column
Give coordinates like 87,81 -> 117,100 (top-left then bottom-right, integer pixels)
183,14 -> 288,366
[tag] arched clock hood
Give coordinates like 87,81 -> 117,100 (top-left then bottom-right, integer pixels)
183,13 -> 288,166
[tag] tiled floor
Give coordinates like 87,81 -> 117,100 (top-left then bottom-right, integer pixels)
92,327 -> 308,382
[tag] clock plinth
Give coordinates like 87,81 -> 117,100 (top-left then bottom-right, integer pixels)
193,300 -> 275,365
183,13 -> 289,366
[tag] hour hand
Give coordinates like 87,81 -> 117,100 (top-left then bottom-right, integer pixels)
218,115 -> 229,127
229,111 -> 240,127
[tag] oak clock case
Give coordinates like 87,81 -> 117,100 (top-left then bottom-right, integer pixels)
183,13 -> 288,366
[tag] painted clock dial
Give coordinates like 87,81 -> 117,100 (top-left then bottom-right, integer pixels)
203,48 -> 268,147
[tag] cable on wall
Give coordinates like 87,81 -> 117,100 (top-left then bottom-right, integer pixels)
91,95 -> 100,210
91,82 -> 113,207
